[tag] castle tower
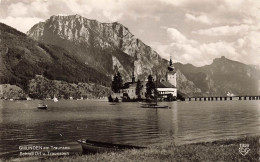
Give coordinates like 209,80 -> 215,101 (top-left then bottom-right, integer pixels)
132,71 -> 135,83
166,57 -> 176,87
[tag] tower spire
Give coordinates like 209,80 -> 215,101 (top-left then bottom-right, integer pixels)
168,56 -> 174,72
132,71 -> 135,83
169,56 -> 173,66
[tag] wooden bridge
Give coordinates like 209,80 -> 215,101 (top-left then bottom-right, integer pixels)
184,96 -> 260,101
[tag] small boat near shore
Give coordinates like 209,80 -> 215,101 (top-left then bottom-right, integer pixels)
37,103 -> 47,109
140,103 -> 170,109
77,139 -> 145,153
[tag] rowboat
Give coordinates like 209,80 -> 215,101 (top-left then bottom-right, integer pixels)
37,103 -> 47,109
140,103 -> 170,109
77,139 -> 145,153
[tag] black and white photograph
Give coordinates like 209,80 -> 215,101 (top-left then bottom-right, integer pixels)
0,0 -> 260,161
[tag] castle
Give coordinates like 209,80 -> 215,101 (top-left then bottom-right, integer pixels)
119,58 -> 177,101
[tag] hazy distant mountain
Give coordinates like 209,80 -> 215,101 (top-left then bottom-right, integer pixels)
174,56 -> 260,96
27,15 -> 168,81
0,22 -> 110,91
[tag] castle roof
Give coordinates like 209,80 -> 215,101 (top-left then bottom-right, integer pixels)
122,81 -> 147,89
157,81 -> 176,88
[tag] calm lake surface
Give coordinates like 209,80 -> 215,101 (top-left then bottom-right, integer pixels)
0,100 -> 260,158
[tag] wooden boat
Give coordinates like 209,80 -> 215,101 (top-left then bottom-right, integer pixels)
37,103 -> 47,109
77,139 -> 145,153
141,103 -> 170,109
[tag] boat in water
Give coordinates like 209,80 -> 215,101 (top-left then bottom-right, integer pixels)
77,139 -> 145,154
37,103 -> 47,109
140,103 -> 170,109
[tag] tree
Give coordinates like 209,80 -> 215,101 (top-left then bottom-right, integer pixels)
117,72 -> 123,90
111,74 -> 118,93
145,75 -> 155,99
135,79 -> 142,99
111,72 -> 123,93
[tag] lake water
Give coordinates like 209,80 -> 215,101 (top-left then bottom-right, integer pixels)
0,100 -> 260,158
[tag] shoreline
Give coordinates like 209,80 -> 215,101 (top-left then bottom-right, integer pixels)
3,136 -> 259,161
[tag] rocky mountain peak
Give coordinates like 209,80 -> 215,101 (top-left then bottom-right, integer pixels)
27,14 -> 166,80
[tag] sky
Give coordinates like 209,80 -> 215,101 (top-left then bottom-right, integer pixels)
0,0 -> 260,66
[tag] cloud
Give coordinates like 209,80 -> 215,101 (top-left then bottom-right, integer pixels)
7,1 -> 49,18
167,28 -> 186,43
103,10 -> 123,22
30,0 -> 49,17
152,39 -> 240,66
160,0 -> 189,6
185,13 -> 211,24
0,16 -> 44,33
8,2 -> 28,17
151,26 -> 258,66
193,25 -> 250,36
64,0 -> 92,15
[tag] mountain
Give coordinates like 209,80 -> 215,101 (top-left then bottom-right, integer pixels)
0,22 -> 110,93
2,15 -> 258,99
27,75 -> 111,100
27,15 -> 168,81
176,70 -> 202,97
174,56 -> 260,96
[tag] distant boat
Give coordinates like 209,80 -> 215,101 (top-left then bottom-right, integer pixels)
37,103 -> 47,109
140,103 -> 170,109
77,139 -> 145,153
53,96 -> 58,102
